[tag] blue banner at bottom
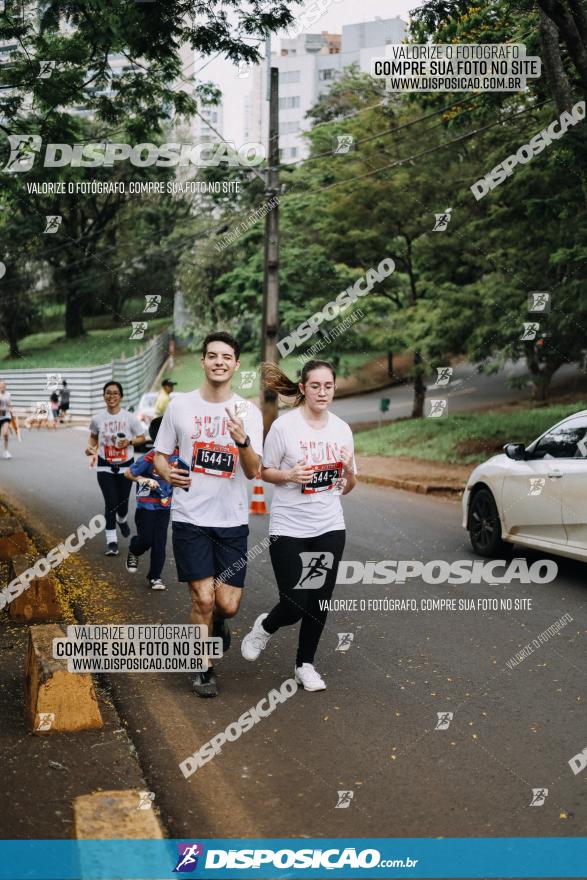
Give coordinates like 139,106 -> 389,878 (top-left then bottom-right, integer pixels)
2,838 -> 586,879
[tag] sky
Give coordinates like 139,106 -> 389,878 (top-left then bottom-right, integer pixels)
195,0 -> 424,145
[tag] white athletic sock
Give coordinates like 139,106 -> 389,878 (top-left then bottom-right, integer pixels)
105,529 -> 117,544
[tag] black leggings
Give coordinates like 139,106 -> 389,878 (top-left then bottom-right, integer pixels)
264,529 -> 346,667
130,507 -> 170,579
97,472 -> 132,531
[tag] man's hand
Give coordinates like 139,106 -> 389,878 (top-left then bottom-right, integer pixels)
288,462 -> 315,485
225,405 -> 247,445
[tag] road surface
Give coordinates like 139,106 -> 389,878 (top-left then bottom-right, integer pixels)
0,428 -> 585,840
332,361 -> 586,425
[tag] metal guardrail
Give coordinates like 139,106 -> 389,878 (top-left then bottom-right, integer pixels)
0,330 -> 171,418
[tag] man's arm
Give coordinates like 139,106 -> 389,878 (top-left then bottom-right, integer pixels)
153,451 -> 191,489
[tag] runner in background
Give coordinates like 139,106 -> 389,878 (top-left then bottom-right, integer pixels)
154,378 -> 176,418
241,360 -> 357,691
59,380 -> 71,423
154,331 -> 263,698
85,381 -> 145,556
124,417 -> 177,591
0,381 -> 13,459
50,391 -> 60,425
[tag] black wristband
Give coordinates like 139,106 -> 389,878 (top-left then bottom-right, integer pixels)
235,435 -> 251,448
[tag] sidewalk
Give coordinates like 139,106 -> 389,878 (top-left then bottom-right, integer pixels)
0,501 -> 165,840
356,454 -> 470,496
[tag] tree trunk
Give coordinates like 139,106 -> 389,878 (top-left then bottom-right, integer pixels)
65,288 -> 85,338
387,349 -> 393,378
537,0 -> 587,98
7,331 -> 22,358
411,350 -> 426,418
539,7 -> 574,113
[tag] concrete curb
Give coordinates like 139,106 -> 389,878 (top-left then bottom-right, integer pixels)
0,515 -> 31,561
358,473 -> 464,496
26,624 -> 103,734
8,552 -> 62,622
73,790 -> 164,839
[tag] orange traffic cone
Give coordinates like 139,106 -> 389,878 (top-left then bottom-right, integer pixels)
249,473 -> 268,515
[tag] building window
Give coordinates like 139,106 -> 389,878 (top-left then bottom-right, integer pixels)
281,121 -> 300,134
318,68 -> 337,81
280,70 -> 301,84
279,95 -> 300,110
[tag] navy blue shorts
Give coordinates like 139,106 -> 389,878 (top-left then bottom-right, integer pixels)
172,521 -> 249,588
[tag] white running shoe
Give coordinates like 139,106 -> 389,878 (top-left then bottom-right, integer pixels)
150,578 -> 166,591
295,663 -> 326,691
2,450 -> 11,459
241,613 -> 271,661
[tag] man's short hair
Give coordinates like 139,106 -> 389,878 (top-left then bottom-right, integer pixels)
202,331 -> 240,360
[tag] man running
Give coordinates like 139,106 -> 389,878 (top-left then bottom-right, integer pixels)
154,331 -> 263,698
0,381 -> 13,459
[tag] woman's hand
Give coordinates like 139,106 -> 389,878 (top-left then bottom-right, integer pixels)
340,446 -> 354,475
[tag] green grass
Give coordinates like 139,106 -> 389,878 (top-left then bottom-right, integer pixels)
0,319 -> 170,369
354,402 -> 587,464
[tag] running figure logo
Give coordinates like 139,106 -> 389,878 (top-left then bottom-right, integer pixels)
144,294 -> 161,313
3,134 -> 42,173
336,633 -> 354,652
428,399 -> 447,418
136,790 -> 155,810
173,843 -> 204,873
530,788 -> 548,806
434,367 -> 453,386
44,215 -> 62,233
335,790 -> 354,809
238,370 -> 257,390
38,60 -> 56,79
520,322 -> 539,341
435,712 -> 453,730
333,135 -> 355,154
46,373 -> 62,391
528,477 -> 545,496
528,292 -> 551,313
36,712 -> 55,731
294,552 -> 334,589
130,321 -> 148,340
432,208 -> 452,231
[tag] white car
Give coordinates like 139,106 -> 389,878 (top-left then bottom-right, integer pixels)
463,409 -> 587,561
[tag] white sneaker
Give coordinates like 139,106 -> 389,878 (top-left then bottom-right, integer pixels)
241,613 -> 271,661
295,663 -> 326,691
2,450 -> 11,459
150,578 -> 166,591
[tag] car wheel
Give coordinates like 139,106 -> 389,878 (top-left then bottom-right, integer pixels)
468,488 -> 509,557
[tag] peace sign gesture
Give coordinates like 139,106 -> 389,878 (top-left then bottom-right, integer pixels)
225,405 -> 247,445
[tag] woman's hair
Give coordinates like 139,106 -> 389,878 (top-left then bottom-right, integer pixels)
103,381 -> 124,397
262,360 -> 336,407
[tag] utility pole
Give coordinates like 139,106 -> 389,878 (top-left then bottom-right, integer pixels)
260,63 -> 280,436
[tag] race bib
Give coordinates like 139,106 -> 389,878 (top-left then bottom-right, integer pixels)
191,441 -> 238,478
104,444 -> 128,463
301,462 -> 343,494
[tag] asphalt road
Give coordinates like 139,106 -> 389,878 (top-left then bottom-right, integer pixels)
0,428 -> 585,840
332,360 -> 586,425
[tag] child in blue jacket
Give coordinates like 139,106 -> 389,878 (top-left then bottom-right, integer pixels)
124,417 -> 178,590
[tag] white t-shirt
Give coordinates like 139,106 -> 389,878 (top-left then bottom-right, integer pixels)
155,390 -> 263,527
0,391 -> 12,420
262,407 -> 356,538
89,408 -> 144,472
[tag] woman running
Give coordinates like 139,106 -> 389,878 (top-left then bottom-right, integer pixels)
0,381 -> 13,459
241,359 -> 357,691
85,381 -> 145,556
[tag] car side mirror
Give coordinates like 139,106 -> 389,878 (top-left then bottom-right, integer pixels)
504,443 -> 526,461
